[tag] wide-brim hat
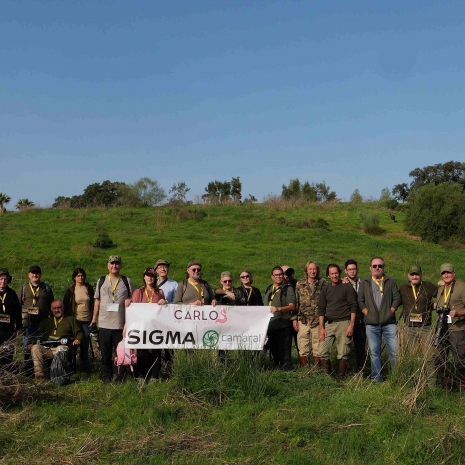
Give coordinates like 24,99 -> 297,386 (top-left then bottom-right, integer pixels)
155,259 -> 170,268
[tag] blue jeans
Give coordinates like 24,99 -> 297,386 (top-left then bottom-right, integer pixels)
365,324 -> 397,382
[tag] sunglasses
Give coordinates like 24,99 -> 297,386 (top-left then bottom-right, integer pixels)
240,275 -> 250,279
222,279 -> 232,283
190,268 -> 202,272
372,264 -> 384,269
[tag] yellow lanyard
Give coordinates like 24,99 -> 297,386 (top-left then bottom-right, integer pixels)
189,281 -> 204,304
144,288 -> 155,303
53,316 -> 63,336
0,292 -> 6,312
108,275 -> 120,302
29,283 -> 40,306
246,287 -> 253,305
268,286 -> 281,306
411,284 -> 421,311
372,277 -> 384,297
444,285 -> 452,307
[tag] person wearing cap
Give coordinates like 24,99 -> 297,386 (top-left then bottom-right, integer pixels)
435,263 -> 465,390
18,265 -> 54,365
0,268 -> 22,367
155,260 -> 178,304
235,270 -> 263,306
358,256 -> 401,382
91,255 -> 135,383
28,299 -> 82,379
399,264 -> 438,387
295,260 -> 328,367
174,261 -> 216,306
342,259 -> 367,373
129,268 -> 167,381
264,266 -> 296,371
63,268 -> 95,371
154,259 -> 179,374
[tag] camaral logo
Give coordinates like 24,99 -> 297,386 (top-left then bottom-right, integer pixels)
202,330 -> 219,348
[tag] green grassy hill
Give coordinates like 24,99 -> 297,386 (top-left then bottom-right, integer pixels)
1,202 -> 464,465
0,202 -> 458,292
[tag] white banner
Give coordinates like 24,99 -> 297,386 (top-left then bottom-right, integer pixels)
125,304 -> 272,350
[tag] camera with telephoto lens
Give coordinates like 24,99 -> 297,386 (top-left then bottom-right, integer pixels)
40,337 -> 70,348
433,306 -> 450,347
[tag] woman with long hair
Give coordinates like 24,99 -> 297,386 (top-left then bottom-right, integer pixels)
63,268 -> 94,371
131,267 -> 167,381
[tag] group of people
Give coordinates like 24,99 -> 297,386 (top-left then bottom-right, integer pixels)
0,255 -> 464,389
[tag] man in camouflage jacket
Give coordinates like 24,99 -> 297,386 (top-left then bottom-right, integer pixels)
295,260 -> 328,367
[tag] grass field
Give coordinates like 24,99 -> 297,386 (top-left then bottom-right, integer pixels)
1,202 -> 464,464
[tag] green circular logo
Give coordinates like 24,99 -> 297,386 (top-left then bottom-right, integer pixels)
202,330 -> 219,348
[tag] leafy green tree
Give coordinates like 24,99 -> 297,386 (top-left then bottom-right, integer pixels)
350,189 -> 363,203
391,183 -> 409,202
282,179 -> 337,202
393,161 -> 465,201
379,187 -> 392,202
15,198 -> 35,210
130,177 -> 166,206
168,182 -> 190,204
405,183 -> 465,243
202,177 -> 242,203
0,193 -> 11,213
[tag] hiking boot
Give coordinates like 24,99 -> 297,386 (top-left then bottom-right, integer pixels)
299,356 -> 309,367
313,356 -> 321,368
337,359 -> 349,380
320,358 -> 332,375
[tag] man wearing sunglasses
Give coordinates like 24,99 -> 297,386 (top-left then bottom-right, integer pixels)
174,261 -> 216,306
435,263 -> 465,390
399,264 -> 437,387
358,257 -> 401,382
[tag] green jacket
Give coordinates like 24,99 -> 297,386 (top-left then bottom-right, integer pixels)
358,275 -> 401,325
34,316 -> 83,343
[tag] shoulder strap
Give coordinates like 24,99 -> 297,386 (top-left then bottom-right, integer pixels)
138,286 -> 144,303
280,284 -> 289,306
182,280 -> 188,297
121,275 -> 132,298
21,283 -> 27,303
97,276 -> 106,299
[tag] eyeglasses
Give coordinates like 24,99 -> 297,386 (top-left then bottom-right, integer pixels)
273,273 -> 284,277
240,275 -> 250,279
222,280 -> 232,283
190,268 -> 202,272
372,264 -> 384,269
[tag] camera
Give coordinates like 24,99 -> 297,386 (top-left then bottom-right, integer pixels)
433,306 -> 450,347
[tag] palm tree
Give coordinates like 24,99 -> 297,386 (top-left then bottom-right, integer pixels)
0,193 -> 11,213
15,198 -> 35,210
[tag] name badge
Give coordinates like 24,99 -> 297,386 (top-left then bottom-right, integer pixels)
409,313 -> 423,323
0,314 -> 11,323
447,315 -> 453,324
28,307 -> 39,315
107,303 -> 119,312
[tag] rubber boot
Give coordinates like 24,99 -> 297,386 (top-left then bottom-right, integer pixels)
299,356 -> 309,367
320,358 -> 332,375
337,359 -> 349,380
313,356 -> 321,368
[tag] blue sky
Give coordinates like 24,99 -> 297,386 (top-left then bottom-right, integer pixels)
2,0 -> 464,207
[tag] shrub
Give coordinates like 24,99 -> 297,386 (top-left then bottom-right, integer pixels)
405,183 -> 465,243
384,199 -> 399,210
359,211 -> 381,234
92,232 -> 115,249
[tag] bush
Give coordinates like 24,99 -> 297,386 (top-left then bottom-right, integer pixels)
384,199 -> 399,210
92,232 -> 115,249
359,211 -> 381,234
405,183 -> 465,243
